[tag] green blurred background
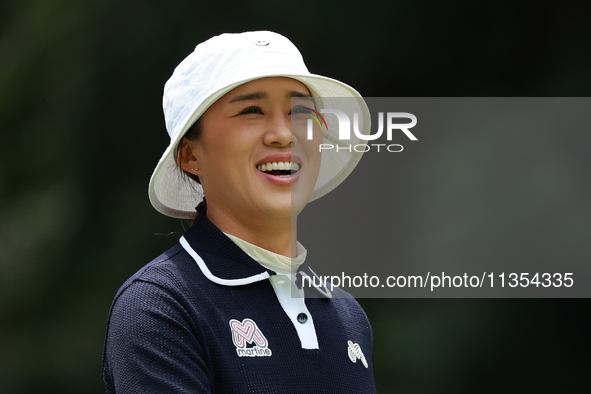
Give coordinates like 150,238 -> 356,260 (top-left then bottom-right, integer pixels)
1,0 -> 590,392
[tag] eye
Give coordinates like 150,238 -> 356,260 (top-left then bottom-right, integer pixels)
290,106 -> 311,115
238,106 -> 264,115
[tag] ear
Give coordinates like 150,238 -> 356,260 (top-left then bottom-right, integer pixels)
177,137 -> 201,175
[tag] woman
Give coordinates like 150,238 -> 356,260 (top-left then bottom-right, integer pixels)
103,31 -> 376,393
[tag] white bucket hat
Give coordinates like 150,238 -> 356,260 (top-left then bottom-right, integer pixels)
149,31 -> 370,218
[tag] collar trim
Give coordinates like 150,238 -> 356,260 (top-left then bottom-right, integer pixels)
180,236 -> 271,286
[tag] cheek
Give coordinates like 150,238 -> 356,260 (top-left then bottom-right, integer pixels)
305,129 -> 323,164
197,128 -> 252,168
295,118 -> 323,152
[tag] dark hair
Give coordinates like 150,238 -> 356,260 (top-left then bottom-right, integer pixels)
176,118 -> 207,215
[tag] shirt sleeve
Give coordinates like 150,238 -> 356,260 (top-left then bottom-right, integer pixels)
103,280 -> 211,393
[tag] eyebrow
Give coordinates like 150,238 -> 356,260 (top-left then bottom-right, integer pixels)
228,90 -> 313,103
229,92 -> 267,103
288,91 -> 313,99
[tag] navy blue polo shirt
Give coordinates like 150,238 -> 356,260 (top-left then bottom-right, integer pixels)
103,215 -> 377,393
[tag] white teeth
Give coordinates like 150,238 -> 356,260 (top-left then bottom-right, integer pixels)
256,162 -> 300,173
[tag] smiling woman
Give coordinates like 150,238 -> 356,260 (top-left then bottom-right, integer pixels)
102,31 -> 376,393
176,77 -> 322,255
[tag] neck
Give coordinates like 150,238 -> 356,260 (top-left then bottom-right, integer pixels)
204,205 -> 298,258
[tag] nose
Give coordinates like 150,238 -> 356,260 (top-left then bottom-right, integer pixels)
263,112 -> 293,147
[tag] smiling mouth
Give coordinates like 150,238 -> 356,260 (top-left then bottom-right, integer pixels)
256,161 -> 300,177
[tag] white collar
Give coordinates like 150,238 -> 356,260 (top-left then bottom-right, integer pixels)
223,232 -> 307,276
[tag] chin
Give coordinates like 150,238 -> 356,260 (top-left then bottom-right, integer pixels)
254,183 -> 314,222
256,197 -> 293,221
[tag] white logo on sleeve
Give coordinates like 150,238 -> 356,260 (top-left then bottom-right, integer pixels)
229,318 -> 272,357
347,340 -> 368,368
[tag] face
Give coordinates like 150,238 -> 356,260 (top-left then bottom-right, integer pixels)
179,77 -> 323,223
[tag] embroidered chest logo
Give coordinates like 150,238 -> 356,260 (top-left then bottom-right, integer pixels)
229,318 -> 272,357
347,340 -> 368,368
